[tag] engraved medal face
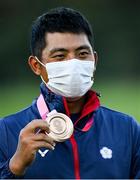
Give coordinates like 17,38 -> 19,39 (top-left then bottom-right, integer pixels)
46,113 -> 74,142
50,117 -> 66,134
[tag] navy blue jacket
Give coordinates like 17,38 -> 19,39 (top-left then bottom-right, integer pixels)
0,83 -> 140,179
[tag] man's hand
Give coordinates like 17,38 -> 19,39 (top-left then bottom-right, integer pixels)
9,120 -> 55,176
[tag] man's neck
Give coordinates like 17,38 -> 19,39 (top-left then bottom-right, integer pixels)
66,96 -> 86,114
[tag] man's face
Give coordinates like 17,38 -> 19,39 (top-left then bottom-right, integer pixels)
42,32 -> 95,63
40,32 -> 96,82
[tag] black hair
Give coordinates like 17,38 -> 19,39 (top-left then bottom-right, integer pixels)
30,7 -> 93,59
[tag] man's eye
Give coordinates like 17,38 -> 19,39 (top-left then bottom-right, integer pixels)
52,54 -> 65,59
79,51 -> 90,57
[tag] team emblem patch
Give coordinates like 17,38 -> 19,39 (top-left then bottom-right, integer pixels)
100,147 -> 112,159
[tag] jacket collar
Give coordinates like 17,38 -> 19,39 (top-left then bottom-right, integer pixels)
40,82 -> 65,113
63,90 -> 100,126
40,82 -> 100,121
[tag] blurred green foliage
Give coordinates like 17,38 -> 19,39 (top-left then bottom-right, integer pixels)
0,81 -> 140,122
0,0 -> 140,82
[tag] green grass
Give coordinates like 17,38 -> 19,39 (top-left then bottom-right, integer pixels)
0,81 -> 140,123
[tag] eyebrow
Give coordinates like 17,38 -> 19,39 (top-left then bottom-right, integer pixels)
49,45 -> 92,55
49,48 -> 67,55
75,45 -> 92,52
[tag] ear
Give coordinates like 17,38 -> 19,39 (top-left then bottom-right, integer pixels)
28,56 -> 42,75
93,51 -> 98,70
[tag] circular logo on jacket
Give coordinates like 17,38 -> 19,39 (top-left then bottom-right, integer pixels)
100,147 -> 112,159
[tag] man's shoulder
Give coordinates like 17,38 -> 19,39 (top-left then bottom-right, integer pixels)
97,106 -> 139,126
99,105 -> 135,118
0,104 -> 38,129
96,106 -> 140,146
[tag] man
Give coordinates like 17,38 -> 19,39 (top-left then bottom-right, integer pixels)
0,7 -> 140,179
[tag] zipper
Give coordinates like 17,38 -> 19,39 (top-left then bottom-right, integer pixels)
63,97 -> 81,179
70,135 -> 80,179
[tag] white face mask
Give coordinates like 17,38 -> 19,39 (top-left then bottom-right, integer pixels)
35,57 -> 95,98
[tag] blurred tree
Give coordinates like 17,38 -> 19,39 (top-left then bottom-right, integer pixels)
0,0 -> 140,84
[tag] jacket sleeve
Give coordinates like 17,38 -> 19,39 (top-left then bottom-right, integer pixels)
0,119 -> 22,179
130,117 -> 140,178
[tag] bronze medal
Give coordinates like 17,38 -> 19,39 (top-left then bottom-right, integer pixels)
46,112 -> 74,142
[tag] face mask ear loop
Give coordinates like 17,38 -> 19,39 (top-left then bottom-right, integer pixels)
35,56 -> 46,68
34,56 -> 48,85
91,61 -> 95,83
40,75 -> 48,86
